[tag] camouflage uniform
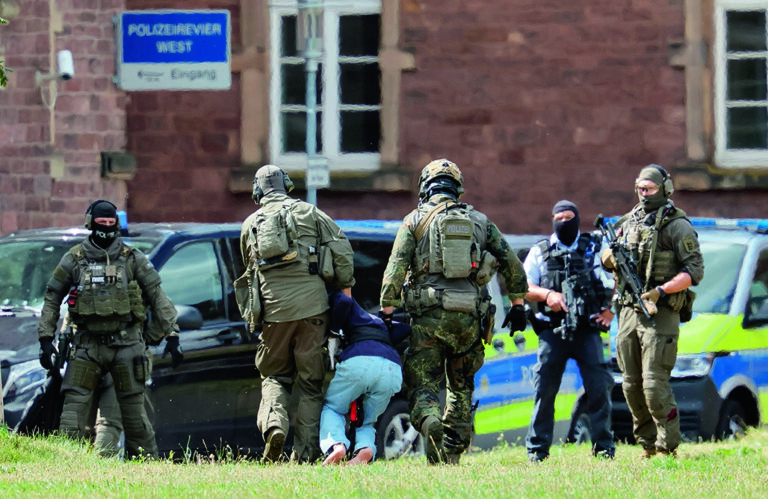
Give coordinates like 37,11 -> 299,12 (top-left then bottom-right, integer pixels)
381,191 -> 527,461
38,235 -> 177,459
612,167 -> 704,455
241,168 -> 355,463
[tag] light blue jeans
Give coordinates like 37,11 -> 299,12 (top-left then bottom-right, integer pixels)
319,355 -> 403,459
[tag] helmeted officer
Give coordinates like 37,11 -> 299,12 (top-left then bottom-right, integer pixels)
380,158 -> 529,464
524,200 -> 615,462
240,165 -> 356,463
601,165 -> 704,458
37,200 -> 182,459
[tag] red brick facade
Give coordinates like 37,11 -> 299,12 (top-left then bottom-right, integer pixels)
2,0 -> 766,237
0,0 -> 128,233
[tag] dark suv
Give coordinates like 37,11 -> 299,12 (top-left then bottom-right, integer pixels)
1,219 -> 403,457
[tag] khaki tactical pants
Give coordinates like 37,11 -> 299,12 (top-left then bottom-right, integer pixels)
255,312 -> 328,463
61,331 -> 158,459
616,304 -> 681,452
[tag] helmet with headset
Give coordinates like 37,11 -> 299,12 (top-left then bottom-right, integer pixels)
252,165 -> 295,204
417,158 -> 464,202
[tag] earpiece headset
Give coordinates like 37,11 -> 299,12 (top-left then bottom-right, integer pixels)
84,199 -> 117,229
646,164 -> 674,196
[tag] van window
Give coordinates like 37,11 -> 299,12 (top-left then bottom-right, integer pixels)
159,241 -> 225,322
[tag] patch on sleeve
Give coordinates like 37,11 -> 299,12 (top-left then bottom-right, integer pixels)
682,234 -> 697,253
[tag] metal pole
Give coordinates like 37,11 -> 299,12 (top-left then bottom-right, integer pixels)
305,56 -> 318,206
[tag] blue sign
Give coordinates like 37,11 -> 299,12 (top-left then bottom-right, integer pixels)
116,10 -> 231,91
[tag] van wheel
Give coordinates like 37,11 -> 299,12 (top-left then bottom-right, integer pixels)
566,410 -> 592,445
566,397 -> 592,445
375,398 -> 424,460
715,400 -> 747,440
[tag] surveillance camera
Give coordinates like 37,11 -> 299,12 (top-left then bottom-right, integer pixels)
57,50 -> 74,81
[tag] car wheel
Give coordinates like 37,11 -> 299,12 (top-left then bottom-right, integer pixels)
715,399 -> 747,440
375,398 -> 424,460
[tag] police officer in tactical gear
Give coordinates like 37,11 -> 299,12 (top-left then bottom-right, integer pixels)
241,165 -> 355,464
37,200 -> 181,459
380,158 -> 529,465
601,165 -> 704,459
524,200 -> 615,463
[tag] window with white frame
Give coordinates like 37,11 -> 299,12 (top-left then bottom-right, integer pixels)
715,1 -> 768,168
269,1 -> 382,173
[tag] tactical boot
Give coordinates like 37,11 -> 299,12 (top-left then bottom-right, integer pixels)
445,453 -> 461,465
639,447 -> 657,459
263,428 -> 286,463
658,447 -> 678,458
421,415 -> 445,465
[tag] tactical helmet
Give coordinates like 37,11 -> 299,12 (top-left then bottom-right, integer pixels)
252,165 -> 295,204
417,159 -> 464,201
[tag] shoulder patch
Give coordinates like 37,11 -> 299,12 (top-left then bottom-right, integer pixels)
682,234 -> 698,253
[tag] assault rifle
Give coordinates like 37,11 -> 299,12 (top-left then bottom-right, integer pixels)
51,316 -> 73,377
553,252 -> 582,340
594,215 -> 654,322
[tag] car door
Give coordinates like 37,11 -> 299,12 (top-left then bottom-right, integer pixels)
147,236 -> 260,456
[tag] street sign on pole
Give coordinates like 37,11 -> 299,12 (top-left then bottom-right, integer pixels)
306,156 -> 330,189
115,10 -> 231,91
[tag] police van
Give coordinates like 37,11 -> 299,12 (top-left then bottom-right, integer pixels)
472,217 -> 768,448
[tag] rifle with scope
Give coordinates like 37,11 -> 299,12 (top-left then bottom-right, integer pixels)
594,214 -> 654,322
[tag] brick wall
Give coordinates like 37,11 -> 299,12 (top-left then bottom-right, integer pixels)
399,0 -> 687,233
0,0 -> 127,235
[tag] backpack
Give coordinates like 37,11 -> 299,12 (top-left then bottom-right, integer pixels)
416,202 -> 478,279
253,201 -> 299,270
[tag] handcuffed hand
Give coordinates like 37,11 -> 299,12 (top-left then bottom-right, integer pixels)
600,248 -> 616,271
163,335 -> 184,368
377,309 -> 394,333
39,337 -> 56,371
502,304 -> 527,335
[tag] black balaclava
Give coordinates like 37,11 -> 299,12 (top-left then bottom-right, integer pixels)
90,201 -> 119,249
552,200 -> 580,247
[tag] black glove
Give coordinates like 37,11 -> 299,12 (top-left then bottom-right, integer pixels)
163,335 -> 184,368
502,304 -> 528,335
39,337 -> 56,371
377,310 -> 394,333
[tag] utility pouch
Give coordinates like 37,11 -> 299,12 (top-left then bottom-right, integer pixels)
133,354 -> 150,383
71,358 -> 100,391
441,290 -> 478,313
318,245 -> 335,283
669,289 -> 696,323
479,297 -> 497,344
234,268 -> 262,329
404,287 -> 441,314
127,280 -> 146,323
308,246 -> 319,275
475,251 -> 498,286
113,364 -> 134,393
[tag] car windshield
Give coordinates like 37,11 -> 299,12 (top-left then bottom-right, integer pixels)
691,238 -> 744,314
0,236 -> 159,311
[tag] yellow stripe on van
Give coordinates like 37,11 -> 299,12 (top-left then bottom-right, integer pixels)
474,393 -> 579,434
